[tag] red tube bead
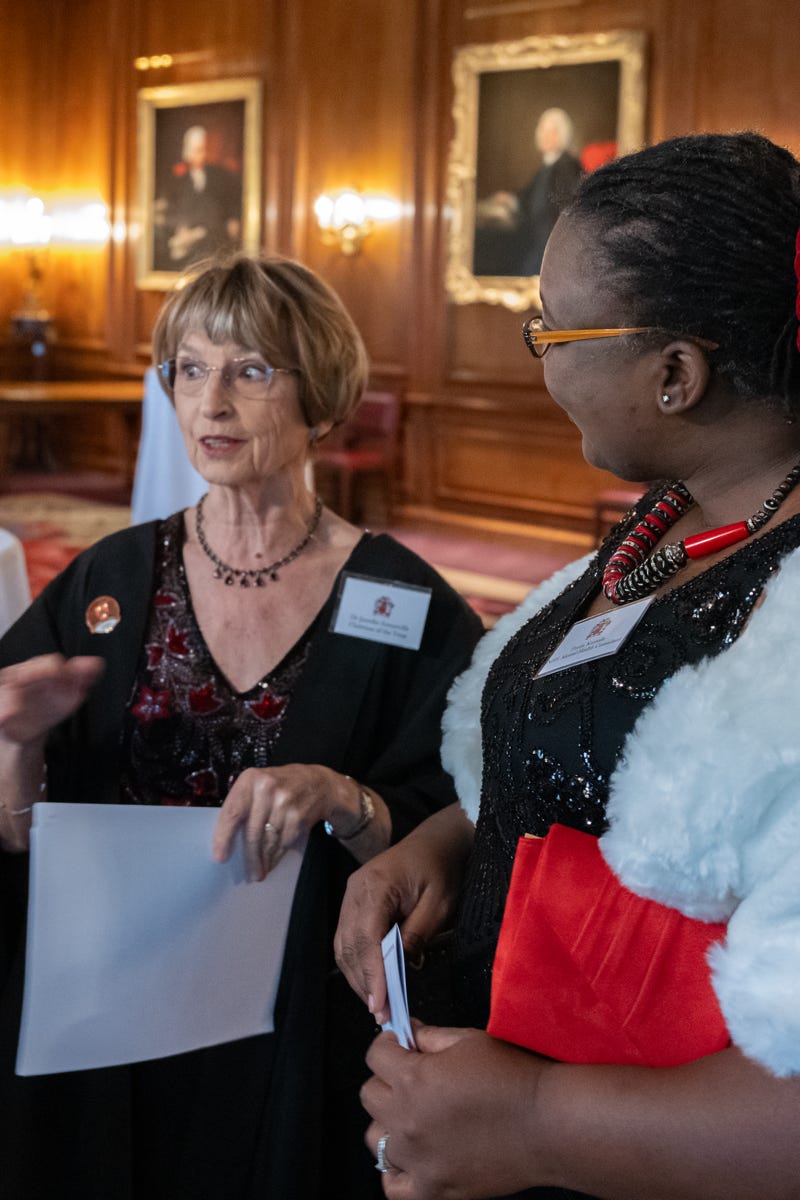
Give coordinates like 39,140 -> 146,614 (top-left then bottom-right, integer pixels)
683,522 -> 750,559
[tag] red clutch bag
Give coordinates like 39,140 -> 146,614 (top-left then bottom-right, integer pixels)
486,823 -> 730,1067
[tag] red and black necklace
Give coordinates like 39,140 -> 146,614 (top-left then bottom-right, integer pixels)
602,461 -> 800,605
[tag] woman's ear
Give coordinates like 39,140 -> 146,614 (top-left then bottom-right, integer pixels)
656,340 -> 712,414
309,420 -> 334,444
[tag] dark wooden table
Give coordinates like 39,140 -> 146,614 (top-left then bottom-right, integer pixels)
0,379 -> 145,481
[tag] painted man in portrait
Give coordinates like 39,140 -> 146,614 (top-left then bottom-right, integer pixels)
474,107 -> 583,277
154,125 -> 242,272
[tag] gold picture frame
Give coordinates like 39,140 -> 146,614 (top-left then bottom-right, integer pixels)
136,78 -> 262,290
445,31 -> 647,312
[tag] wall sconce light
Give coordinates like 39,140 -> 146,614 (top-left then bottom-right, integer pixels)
0,189 -> 110,363
133,50 -> 210,71
0,190 -> 110,314
313,189 -> 401,256
0,194 -> 53,322
48,196 -> 111,246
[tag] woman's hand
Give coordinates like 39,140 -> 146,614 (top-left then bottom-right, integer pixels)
334,804 -> 474,1023
0,654 -> 104,852
367,1035 -> 800,1200
213,763 -> 337,880
213,764 -> 390,881
362,1023 -> 550,1200
0,654 -> 104,745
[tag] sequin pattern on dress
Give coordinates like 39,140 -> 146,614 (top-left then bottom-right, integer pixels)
120,513 -> 312,807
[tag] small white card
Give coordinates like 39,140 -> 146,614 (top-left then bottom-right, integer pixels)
536,596 -> 652,677
380,924 -> 416,1050
331,573 -> 432,651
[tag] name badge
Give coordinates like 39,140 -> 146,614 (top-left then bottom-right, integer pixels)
330,573 -> 432,650
536,596 -> 652,677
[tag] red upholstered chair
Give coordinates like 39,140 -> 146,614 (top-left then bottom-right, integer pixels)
313,391 -> 399,523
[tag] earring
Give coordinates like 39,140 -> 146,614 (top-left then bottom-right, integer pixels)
661,393 -> 672,406
309,427 -> 319,444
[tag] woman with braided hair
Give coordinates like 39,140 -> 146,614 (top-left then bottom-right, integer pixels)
335,132 -> 800,1200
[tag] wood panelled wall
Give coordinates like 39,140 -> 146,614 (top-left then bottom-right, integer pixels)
2,0 -> 800,535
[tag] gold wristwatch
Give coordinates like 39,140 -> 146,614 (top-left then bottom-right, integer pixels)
324,783 -> 375,841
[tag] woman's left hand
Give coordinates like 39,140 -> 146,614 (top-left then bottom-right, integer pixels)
362,1023 -> 552,1200
212,764 -> 362,880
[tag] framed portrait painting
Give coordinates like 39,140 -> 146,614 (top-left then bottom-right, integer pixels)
445,31 -> 647,312
136,78 -> 262,290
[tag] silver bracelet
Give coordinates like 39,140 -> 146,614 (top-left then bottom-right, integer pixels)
324,780 -> 375,841
0,799 -> 34,816
0,765 -> 46,817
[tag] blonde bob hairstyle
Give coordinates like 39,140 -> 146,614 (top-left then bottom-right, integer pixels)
152,254 -> 369,428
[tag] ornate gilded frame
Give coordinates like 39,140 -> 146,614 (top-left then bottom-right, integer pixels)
136,78 -> 262,290
445,31 -> 647,312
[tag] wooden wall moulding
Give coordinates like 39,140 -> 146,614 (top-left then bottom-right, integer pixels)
445,29 -> 647,312
423,405 -> 621,534
464,1 -> 584,15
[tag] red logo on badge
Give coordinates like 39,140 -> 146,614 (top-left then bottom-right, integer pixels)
374,596 -> 394,617
587,618 -> 612,639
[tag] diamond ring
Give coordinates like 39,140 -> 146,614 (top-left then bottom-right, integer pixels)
375,1132 -> 392,1173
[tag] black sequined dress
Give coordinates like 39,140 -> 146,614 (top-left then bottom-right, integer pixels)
453,508 -> 800,1200
119,512 -> 312,807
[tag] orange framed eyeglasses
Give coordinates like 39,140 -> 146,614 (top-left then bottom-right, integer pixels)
522,317 -> 719,359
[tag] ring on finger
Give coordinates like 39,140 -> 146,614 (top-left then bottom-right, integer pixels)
263,821 -> 278,840
375,1132 -> 393,1174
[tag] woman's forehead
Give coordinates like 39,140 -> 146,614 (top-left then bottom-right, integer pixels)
541,215 -> 619,320
540,219 -> 586,304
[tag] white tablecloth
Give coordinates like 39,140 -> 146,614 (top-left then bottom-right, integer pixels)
130,368 -> 207,525
0,527 -> 32,636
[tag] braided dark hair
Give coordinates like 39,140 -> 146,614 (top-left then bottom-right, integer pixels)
565,132 -> 800,417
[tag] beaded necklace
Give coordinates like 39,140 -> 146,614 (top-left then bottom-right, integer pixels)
602,462 -> 800,605
195,493 -> 323,587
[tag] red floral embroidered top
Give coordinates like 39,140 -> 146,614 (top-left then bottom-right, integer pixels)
120,514 -> 313,806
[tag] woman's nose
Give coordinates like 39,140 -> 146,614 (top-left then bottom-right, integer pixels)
199,369 -> 234,415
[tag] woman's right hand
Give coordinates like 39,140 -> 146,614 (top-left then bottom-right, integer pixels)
0,655 -> 104,852
0,654 -> 104,745
333,803 -> 474,1023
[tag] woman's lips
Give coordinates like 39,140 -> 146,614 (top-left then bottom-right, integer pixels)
199,436 -> 244,453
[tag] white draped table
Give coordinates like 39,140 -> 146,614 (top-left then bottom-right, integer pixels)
130,368 -> 206,525
0,527 -> 31,636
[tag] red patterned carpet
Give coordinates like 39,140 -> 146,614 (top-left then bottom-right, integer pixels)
0,492 -> 587,625
385,525 -> 584,624
0,492 -> 130,598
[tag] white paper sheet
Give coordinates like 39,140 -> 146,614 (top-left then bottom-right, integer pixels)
16,803 -> 306,1076
380,924 -> 416,1050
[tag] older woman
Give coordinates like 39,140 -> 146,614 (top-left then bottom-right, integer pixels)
336,132 -> 800,1200
0,256 -> 482,1199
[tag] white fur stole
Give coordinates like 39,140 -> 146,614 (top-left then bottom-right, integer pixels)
441,546 -> 800,1076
